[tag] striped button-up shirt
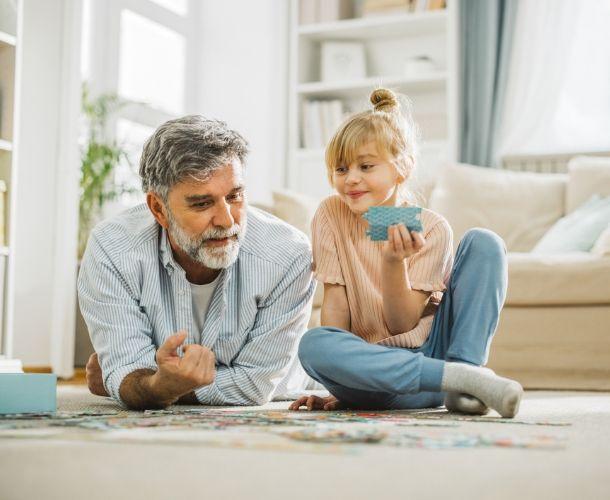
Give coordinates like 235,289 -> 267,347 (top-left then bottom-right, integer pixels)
78,203 -> 315,406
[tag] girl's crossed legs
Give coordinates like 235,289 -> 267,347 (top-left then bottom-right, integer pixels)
298,228 -> 510,411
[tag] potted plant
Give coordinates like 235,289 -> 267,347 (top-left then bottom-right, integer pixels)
78,83 -> 135,258
76,84 -> 136,366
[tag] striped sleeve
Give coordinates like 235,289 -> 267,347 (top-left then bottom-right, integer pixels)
311,204 -> 345,285
77,233 -> 158,405
408,216 -> 453,293
194,252 -> 315,405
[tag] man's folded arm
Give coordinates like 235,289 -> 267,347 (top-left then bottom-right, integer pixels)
195,252 -> 315,406
78,233 -> 159,406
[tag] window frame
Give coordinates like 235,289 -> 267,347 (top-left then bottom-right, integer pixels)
83,0 -> 200,206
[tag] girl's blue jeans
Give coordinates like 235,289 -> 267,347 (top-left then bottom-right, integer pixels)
298,228 -> 508,410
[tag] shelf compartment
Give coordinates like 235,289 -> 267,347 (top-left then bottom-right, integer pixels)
0,31 -> 16,48
297,72 -> 447,98
298,10 -> 447,41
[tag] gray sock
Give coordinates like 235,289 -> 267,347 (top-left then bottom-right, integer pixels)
441,363 -> 523,418
444,392 -> 489,415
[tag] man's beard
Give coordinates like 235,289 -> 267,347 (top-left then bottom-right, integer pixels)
167,210 -> 246,270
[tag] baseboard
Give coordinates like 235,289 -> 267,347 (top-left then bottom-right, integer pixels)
23,366 -> 52,373
60,368 -> 86,385
23,366 -> 87,384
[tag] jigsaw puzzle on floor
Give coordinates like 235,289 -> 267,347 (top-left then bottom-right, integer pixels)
0,408 -> 569,453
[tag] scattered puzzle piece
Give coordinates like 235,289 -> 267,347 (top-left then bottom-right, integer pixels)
284,426 -> 387,444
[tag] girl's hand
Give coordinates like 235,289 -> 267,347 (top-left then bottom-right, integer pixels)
383,224 -> 425,263
288,395 -> 343,411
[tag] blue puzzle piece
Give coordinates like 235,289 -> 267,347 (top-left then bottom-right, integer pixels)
363,206 -> 423,241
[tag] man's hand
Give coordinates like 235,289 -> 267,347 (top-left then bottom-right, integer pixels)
149,331 -> 216,404
86,353 -> 109,397
289,394 -> 343,411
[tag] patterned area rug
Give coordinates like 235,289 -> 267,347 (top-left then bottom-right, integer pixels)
2,387 -> 610,500
0,386 -> 570,453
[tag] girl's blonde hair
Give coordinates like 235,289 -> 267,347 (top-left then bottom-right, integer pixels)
325,88 -> 419,200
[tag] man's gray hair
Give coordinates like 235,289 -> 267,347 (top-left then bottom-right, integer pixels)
139,115 -> 249,200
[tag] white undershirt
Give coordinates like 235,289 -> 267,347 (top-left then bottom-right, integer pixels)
189,274 -> 220,344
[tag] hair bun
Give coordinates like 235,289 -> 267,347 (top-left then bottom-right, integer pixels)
370,88 -> 399,113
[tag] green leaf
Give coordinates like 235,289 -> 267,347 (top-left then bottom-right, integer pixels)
79,81 -> 137,258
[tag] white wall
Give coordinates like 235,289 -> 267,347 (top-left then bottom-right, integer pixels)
195,0 -> 289,205
9,0 -> 81,368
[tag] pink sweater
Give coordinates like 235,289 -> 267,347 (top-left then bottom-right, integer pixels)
311,195 -> 454,348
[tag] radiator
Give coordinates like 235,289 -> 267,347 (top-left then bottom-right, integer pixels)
500,151 -> 610,174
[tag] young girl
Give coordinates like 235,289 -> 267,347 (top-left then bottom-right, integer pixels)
289,88 -> 523,418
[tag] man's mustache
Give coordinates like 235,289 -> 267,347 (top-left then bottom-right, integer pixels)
199,225 -> 241,243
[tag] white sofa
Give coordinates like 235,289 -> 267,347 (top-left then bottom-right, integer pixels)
269,156 -> 610,390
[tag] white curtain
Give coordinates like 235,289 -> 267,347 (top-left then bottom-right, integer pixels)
498,0 -> 610,156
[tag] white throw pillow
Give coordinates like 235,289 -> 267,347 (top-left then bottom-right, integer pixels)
566,156 -> 610,213
591,224 -> 610,257
428,163 -> 567,252
532,195 -> 610,254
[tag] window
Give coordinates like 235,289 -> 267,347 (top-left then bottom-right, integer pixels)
115,118 -> 155,206
149,0 -> 188,16
499,0 -> 610,156
118,9 -> 186,115
82,0 -> 199,211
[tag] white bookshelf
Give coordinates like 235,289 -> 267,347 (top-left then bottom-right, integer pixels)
297,9 -> 448,39
287,0 -> 459,200
0,0 -> 82,376
0,31 -> 16,47
297,72 -> 448,97
0,7 -> 17,355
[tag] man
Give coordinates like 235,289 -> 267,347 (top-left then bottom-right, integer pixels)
78,115 -> 315,410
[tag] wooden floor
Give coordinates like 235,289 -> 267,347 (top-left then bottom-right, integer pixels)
58,368 -> 86,385
23,366 -> 87,385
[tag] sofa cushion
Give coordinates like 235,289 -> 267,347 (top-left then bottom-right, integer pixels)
428,163 -> 567,252
506,252 -> 610,305
272,189 -> 319,238
270,190 -> 324,306
532,195 -> 610,253
592,224 -> 610,257
566,156 -> 610,213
